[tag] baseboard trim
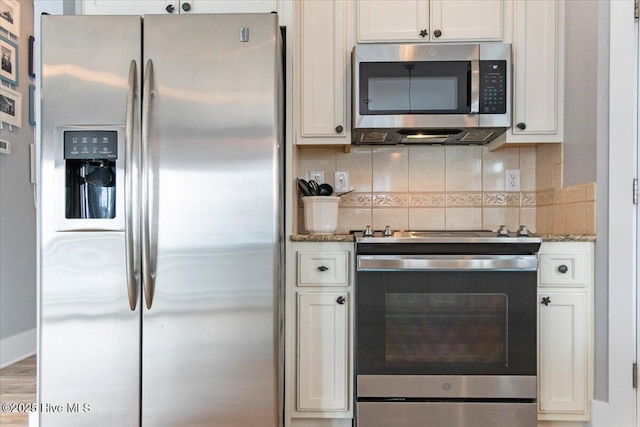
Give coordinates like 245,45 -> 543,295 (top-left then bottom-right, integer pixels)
0,328 -> 36,368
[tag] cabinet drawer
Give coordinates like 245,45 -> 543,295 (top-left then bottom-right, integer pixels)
539,252 -> 587,287
298,251 -> 348,286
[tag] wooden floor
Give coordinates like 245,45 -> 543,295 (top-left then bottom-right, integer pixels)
0,356 -> 36,427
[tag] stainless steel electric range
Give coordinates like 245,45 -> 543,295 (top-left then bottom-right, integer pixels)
354,227 -> 542,427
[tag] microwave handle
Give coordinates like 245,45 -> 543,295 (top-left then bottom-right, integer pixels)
470,59 -> 479,114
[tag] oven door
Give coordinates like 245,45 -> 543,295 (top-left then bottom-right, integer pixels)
356,254 -> 537,399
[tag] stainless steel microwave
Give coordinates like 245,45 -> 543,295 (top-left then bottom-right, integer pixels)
352,43 -> 511,145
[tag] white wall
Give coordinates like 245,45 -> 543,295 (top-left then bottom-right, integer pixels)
0,0 -> 36,368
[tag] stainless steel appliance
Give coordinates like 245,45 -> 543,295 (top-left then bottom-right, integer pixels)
38,14 -> 283,426
354,228 -> 541,427
352,43 -> 511,145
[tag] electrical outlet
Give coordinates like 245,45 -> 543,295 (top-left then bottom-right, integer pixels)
506,169 -> 520,192
309,170 -> 324,183
335,171 -> 349,192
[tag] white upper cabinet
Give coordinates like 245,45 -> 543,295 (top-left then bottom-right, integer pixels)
294,0 -> 351,145
358,0 -> 502,43
504,0 -> 564,145
81,0 -> 278,15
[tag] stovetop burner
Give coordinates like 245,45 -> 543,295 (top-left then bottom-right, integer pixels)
352,226 -> 541,244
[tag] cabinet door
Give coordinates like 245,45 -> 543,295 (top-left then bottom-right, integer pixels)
185,0 -> 277,13
296,0 -> 350,144
82,0 -> 276,14
358,0 -> 428,42
511,0 -> 562,139
538,292 -> 588,414
297,292 -> 349,412
430,0 -> 502,42
82,0 -> 176,15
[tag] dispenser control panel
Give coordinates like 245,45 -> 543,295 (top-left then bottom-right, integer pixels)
64,130 -> 118,160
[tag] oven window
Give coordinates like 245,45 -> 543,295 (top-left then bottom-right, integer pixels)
385,293 -> 507,365
356,270 -> 537,376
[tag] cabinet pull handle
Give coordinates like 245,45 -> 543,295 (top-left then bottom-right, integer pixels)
419,29 -> 428,38
317,266 -> 329,272
433,29 -> 442,38
336,296 -> 345,305
541,296 -> 551,306
181,2 -> 191,11
516,122 -> 527,130
335,125 -> 344,134
558,264 -> 568,274
165,4 -> 175,13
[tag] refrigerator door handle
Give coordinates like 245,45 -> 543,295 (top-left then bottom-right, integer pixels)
142,59 -> 156,310
125,59 -> 139,311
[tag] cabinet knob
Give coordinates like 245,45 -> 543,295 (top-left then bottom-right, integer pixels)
558,264 -> 568,274
433,29 -> 442,38
181,2 -> 191,11
419,29 -> 428,38
516,122 -> 527,130
541,296 -> 551,306
317,266 -> 329,272
335,125 -> 344,134
165,4 -> 175,13
336,296 -> 346,305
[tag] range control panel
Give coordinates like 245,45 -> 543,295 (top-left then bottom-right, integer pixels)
64,130 -> 118,160
479,60 -> 507,115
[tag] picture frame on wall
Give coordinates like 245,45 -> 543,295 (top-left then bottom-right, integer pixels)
28,35 -> 34,77
29,84 -> 34,125
0,34 -> 18,86
0,0 -> 20,37
0,84 -> 22,127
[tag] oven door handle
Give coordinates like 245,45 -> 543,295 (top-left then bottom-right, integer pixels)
357,255 -> 538,271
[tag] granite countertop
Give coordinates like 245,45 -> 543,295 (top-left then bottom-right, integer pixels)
291,233 -> 596,243
539,234 -> 596,242
290,233 -> 354,242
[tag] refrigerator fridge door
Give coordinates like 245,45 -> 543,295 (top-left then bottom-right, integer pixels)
141,14 -> 282,426
39,16 -> 142,426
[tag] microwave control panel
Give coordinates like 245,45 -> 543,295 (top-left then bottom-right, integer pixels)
479,61 -> 507,115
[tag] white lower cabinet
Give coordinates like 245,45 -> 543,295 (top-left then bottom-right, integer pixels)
297,292 -> 349,412
537,242 -> 593,423
286,242 -> 354,427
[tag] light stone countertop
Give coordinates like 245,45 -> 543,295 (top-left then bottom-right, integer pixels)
290,233 -> 596,243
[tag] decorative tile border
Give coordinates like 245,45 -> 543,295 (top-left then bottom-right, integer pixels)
446,193 -> 483,207
334,189 -> 577,209
409,193 -> 446,207
373,193 -> 409,207
483,192 -> 520,207
521,192 -> 537,206
339,193 -> 372,207
536,190 -> 556,206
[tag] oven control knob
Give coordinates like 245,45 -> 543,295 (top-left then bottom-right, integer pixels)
517,225 -> 530,236
497,225 -> 510,236
363,225 -> 373,237
383,225 -> 394,236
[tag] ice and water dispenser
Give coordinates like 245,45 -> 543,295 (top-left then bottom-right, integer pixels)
63,130 -> 118,220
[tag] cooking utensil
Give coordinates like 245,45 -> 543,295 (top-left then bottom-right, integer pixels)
318,183 -> 333,196
307,180 -> 320,196
297,178 -> 312,196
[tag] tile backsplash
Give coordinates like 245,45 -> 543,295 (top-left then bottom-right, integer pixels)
297,145 -> 538,233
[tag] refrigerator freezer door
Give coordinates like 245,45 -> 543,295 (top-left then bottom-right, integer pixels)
39,16 -> 142,426
141,14 -> 282,426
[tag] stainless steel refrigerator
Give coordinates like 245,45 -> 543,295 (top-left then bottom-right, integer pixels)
38,14 -> 283,426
